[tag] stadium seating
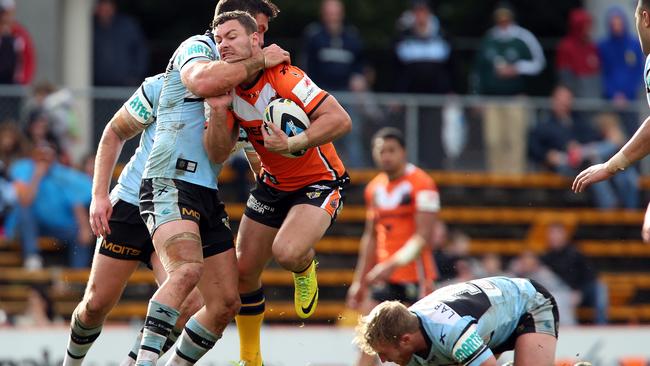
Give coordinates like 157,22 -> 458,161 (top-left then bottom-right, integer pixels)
1,169 -> 650,324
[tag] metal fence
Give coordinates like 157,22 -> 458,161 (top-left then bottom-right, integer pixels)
0,85 -> 646,171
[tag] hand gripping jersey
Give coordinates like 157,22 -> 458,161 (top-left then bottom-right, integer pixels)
365,164 -> 440,284
143,33 -> 223,188
232,64 -> 346,191
407,277 -> 553,366
110,74 -> 163,206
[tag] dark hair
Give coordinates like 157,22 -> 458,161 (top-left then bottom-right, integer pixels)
215,0 -> 279,19
372,127 -> 406,148
212,11 -> 258,34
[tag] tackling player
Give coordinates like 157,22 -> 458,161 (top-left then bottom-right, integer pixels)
355,276 -> 559,366
212,11 -> 351,365
62,2 -> 288,365
347,127 -> 439,366
573,0 -> 650,197
134,2 -> 289,364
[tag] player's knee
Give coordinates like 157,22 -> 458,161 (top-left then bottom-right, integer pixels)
237,263 -> 260,287
81,296 -> 111,323
206,292 -> 240,324
272,244 -> 310,270
222,293 -> 241,319
169,262 -> 204,289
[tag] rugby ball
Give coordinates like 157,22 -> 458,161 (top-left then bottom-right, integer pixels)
263,98 -> 310,158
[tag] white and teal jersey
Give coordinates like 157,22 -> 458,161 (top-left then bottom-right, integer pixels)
110,73 -> 163,206
143,34 -> 222,189
407,277 -> 555,366
643,55 -> 650,106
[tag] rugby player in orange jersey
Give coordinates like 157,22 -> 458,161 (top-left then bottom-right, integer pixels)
347,127 -> 440,366
211,11 -> 351,365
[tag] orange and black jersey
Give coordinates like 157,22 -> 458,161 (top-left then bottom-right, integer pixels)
231,64 -> 346,191
365,164 -> 440,283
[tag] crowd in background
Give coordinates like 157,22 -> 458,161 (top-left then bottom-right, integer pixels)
432,220 -> 608,325
0,0 -> 646,328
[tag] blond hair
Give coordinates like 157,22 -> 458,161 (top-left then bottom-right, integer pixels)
353,301 -> 419,355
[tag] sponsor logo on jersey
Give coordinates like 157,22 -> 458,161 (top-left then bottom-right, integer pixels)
292,75 -> 321,106
306,191 -> 322,199
101,240 -> 142,257
127,92 -> 152,123
178,43 -> 214,65
452,326 -> 484,362
247,195 -> 275,214
181,207 -> 201,220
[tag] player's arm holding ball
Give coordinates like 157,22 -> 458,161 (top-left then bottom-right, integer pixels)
262,65 -> 352,155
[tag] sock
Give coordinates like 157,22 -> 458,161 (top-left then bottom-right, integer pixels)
62,312 -> 103,366
236,288 -> 265,365
135,300 -> 180,366
121,327 -> 143,366
123,325 -> 181,366
165,317 -> 221,366
162,327 -> 182,354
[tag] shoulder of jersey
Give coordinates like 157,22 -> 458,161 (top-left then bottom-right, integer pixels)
408,165 -> 433,183
142,73 -> 165,89
269,63 -> 304,80
367,172 -> 388,187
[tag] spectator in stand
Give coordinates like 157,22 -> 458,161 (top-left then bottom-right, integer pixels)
4,143 -> 93,269
556,8 -> 601,98
301,0 -> 368,166
528,85 -> 599,171
529,86 -> 638,208
12,285 -> 56,327
471,1 -> 545,174
20,82 -> 55,126
23,108 -> 67,162
598,6 -> 645,138
394,0 -> 452,94
541,222 -> 608,324
583,112 -> 639,209
301,0 -> 364,92
479,253 -> 505,277
431,220 -> 457,282
93,0 -> 148,86
0,0 -> 35,85
510,250 -> 577,326
0,121 -> 27,166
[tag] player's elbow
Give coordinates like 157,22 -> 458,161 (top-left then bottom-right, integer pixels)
182,67 -> 210,97
337,111 -> 352,136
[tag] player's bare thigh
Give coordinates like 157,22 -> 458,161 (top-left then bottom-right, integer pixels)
236,214 -> 277,292
151,219 -> 203,273
513,332 -> 557,366
272,204 -> 331,269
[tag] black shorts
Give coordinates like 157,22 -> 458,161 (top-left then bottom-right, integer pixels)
244,173 -> 350,228
492,279 -> 560,355
370,282 -> 421,305
139,178 -> 234,258
97,199 -> 154,264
